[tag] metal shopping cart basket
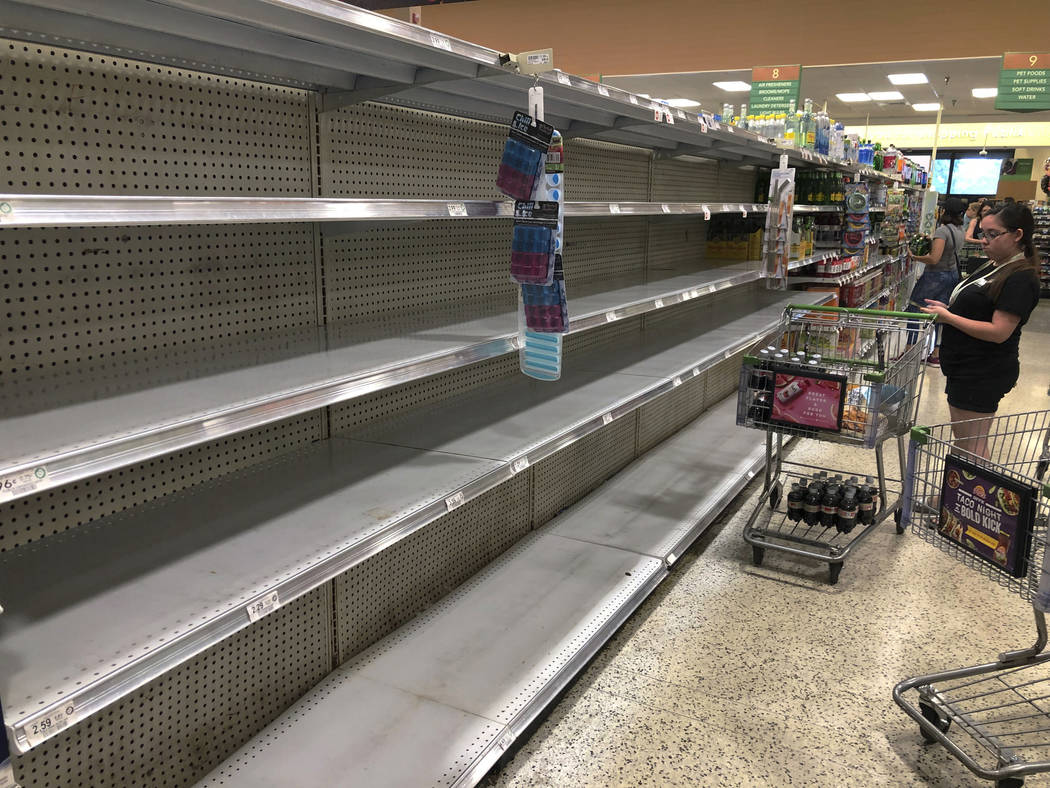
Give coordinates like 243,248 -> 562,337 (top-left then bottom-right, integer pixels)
895,410 -> 1050,787
737,304 -> 934,584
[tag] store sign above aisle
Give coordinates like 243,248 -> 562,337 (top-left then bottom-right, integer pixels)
749,65 -> 802,115
843,122 -> 1050,148
996,52 -> 1050,112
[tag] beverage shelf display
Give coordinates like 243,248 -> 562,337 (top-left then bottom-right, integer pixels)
1035,206 -> 1050,297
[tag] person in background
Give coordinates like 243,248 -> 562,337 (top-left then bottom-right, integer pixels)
963,201 -> 980,241
965,200 -> 994,243
909,196 -> 965,365
1041,157 -> 1049,202
920,203 -> 1042,458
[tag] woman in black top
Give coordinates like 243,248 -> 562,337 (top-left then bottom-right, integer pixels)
920,203 -> 1042,458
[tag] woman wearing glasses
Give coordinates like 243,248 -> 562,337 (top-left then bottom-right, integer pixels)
920,203 -> 1042,458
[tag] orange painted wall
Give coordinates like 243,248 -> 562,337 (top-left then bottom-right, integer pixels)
417,0 -> 1050,77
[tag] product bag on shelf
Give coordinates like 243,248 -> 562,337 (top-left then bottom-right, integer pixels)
496,111 -> 555,201
521,254 -> 569,333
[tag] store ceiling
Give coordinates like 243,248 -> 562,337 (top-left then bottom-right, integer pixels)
604,57 -> 1050,126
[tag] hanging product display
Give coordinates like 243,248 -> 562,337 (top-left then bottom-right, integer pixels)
510,201 -> 559,285
496,110 -> 554,201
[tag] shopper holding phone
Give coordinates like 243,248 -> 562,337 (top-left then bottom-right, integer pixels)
920,203 -> 1042,458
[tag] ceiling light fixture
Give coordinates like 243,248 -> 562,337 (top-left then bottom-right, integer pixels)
712,81 -> 751,92
888,73 -> 928,85
665,98 -> 701,108
971,87 -> 998,98
867,91 -> 904,101
912,102 -> 942,111
836,93 -> 871,102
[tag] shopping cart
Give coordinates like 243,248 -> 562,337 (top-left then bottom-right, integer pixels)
895,410 -> 1050,787
737,304 -> 934,584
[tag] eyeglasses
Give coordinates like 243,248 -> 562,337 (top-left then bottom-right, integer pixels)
982,229 -> 1009,240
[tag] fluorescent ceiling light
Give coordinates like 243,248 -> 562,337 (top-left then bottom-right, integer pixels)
712,81 -> 751,92
836,93 -> 871,102
912,102 -> 942,111
868,90 -> 904,101
888,73 -> 928,85
971,87 -> 998,98
665,98 -> 701,108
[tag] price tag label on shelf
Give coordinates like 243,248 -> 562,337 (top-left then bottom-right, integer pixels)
23,703 -> 76,749
654,298 -> 664,309
672,376 -> 683,387
497,732 -> 514,751
605,311 -> 617,322
629,95 -> 639,105
447,202 -> 468,217
597,84 -> 610,97
246,591 -> 281,623
724,125 -> 735,134
692,367 -> 701,377
740,205 -> 748,217
609,203 -> 621,214
556,73 -> 571,86
664,109 -> 675,125
0,201 -> 12,222
445,491 -> 466,511
702,205 -> 711,221
0,467 -> 48,502
661,204 -> 671,213
512,457 -> 529,474
698,116 -> 708,133
676,109 -> 687,120
430,34 -> 453,51
666,552 -> 677,565
602,413 -> 614,425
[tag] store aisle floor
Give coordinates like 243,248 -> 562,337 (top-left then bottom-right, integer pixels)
484,302 -> 1050,787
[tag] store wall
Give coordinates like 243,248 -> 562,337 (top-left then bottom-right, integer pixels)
1014,147 -> 1050,202
417,0 -> 1050,77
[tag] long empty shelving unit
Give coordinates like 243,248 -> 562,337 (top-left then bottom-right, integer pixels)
0,2 -> 893,785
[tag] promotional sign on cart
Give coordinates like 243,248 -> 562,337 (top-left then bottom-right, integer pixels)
769,368 -> 847,432
938,453 -> 1037,579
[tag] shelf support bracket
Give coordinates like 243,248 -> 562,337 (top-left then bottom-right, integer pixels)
321,67 -> 473,112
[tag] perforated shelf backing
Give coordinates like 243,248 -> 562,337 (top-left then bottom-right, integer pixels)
0,411 -> 322,552
0,39 -> 314,195
563,138 -> 651,201
637,368 -> 708,455
651,156 -> 725,203
706,348 -> 748,403
333,471 -> 532,664
319,101 -> 506,200
645,215 -> 707,274
717,164 -> 762,204
564,217 -> 647,286
10,585 -> 332,788
531,416 -> 638,527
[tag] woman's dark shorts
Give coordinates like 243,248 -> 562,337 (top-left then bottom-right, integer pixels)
944,375 -> 1016,414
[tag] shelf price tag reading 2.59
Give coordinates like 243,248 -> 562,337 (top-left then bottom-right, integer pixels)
22,703 -> 76,749
246,590 -> 281,623
996,52 -> 1050,111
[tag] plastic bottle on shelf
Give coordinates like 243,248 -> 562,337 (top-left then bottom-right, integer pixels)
737,104 -> 748,128
802,98 -> 816,150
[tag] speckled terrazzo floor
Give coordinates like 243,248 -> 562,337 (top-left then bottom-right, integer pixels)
483,302 -> 1050,787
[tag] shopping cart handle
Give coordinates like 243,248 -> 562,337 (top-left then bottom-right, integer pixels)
787,304 -> 936,321
909,426 -> 931,445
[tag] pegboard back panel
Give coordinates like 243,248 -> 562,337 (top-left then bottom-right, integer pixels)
0,412 -> 323,552
563,216 -> 647,287
2,224 -> 319,381
705,348 -> 747,404
641,281 -> 755,332
319,101 -> 506,199
563,314 -> 642,358
327,352 -> 519,435
321,221 -> 512,323
532,416 -> 638,527
636,369 -> 707,454
11,585 -> 332,788
645,215 -> 707,274
651,156 -> 722,203
716,164 -> 760,203
333,470 -> 532,663
564,138 -> 650,201
0,38 -> 314,195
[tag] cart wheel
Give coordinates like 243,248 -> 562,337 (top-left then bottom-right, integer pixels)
752,545 -> 765,567
828,562 -> 843,585
894,508 -> 905,535
768,481 -> 783,511
995,778 -> 1024,788
919,701 -> 950,743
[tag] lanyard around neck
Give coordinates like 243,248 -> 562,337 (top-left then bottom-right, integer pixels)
947,252 -> 1025,305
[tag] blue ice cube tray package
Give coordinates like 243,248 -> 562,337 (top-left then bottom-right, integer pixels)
496,111 -> 555,201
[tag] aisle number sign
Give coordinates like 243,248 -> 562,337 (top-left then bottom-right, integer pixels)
749,65 -> 802,115
996,52 -> 1050,112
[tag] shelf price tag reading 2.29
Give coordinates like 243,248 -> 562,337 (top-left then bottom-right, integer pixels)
22,703 -> 76,749
246,591 -> 281,623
